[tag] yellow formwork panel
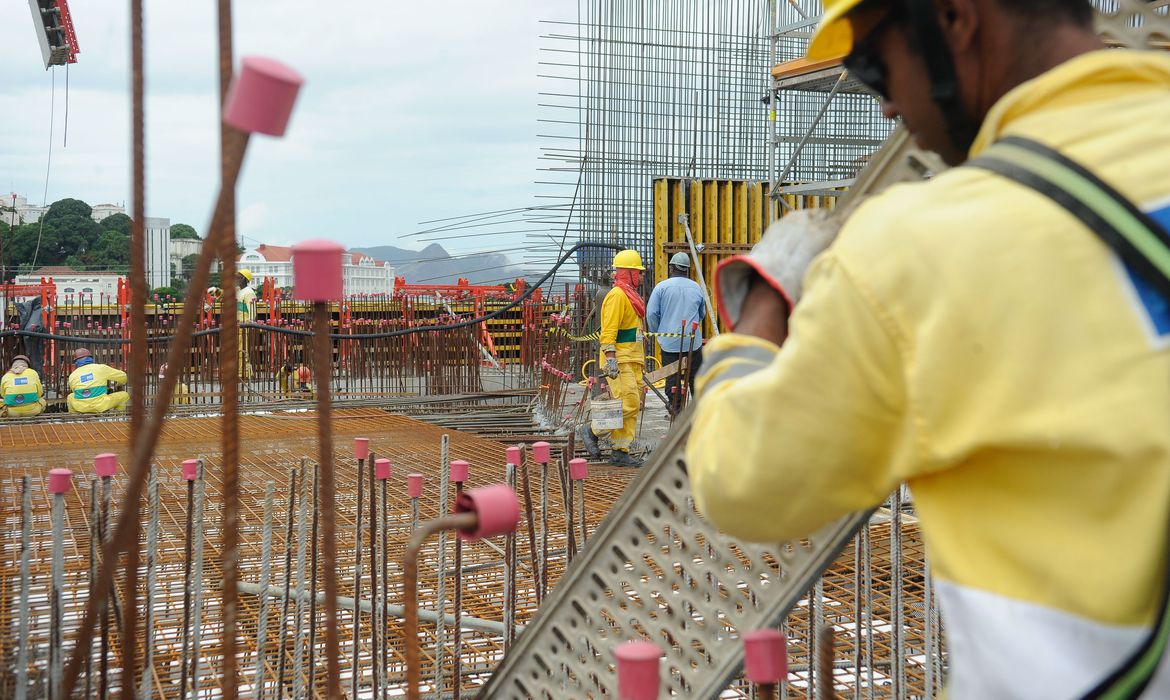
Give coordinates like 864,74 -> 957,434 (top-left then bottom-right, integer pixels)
651,177 -> 841,335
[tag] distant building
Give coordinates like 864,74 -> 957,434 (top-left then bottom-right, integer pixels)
238,244 -> 395,296
91,203 -> 126,222
169,237 -> 207,278
145,217 -> 171,289
15,266 -> 122,306
3,194 -> 127,225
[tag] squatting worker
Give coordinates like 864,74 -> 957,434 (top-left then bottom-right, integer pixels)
68,348 -> 130,413
578,249 -> 647,468
687,0 -> 1170,697
237,268 -> 257,379
646,251 -> 706,413
1,354 -> 46,417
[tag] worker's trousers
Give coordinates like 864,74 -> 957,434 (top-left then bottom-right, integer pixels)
4,399 -> 46,418
603,362 -> 642,453
68,391 -> 130,414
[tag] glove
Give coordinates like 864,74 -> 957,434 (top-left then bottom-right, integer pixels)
714,209 -> 839,331
604,357 -> 620,378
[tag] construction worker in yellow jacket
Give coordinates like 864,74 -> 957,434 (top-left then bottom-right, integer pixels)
68,348 -> 129,414
1,355 -> 46,417
237,269 -> 257,379
688,1 -> 1170,697
579,249 -> 646,467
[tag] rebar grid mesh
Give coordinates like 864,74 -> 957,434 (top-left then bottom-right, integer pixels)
0,410 -> 636,698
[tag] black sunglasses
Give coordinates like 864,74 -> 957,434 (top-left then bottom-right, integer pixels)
843,10 -> 900,100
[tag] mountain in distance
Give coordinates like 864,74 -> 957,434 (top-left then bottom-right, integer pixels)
352,243 -> 528,286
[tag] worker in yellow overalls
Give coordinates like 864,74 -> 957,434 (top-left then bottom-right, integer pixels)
67,348 -> 129,414
1,354 -> 46,417
237,269 -> 257,379
578,249 -> 646,467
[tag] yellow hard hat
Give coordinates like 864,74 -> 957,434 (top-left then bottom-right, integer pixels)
613,249 -> 645,270
807,0 -> 866,61
238,269 -> 254,283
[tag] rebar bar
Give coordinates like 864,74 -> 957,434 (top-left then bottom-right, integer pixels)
275,467 -> 298,697
434,435 -> 450,699
254,481 -> 275,700
16,476 -> 31,700
139,466 -> 159,700
191,461 -> 206,699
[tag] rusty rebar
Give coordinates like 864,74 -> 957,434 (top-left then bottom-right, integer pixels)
353,453 -> 365,698
61,125 -> 252,698
404,512 -> 478,700
126,0 -> 147,685
312,300 -> 343,696
215,0 -> 243,692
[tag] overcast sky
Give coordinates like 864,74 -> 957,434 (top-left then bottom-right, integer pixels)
1,1 -> 564,257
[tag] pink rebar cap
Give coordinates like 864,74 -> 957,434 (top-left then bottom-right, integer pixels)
354,438 -> 370,460
454,484 -> 519,541
506,446 -> 522,466
743,629 -> 787,684
615,641 -> 662,700
95,453 -> 117,478
449,460 -> 469,483
181,459 -> 199,482
48,468 -> 73,495
292,239 -> 344,301
532,441 -> 551,463
223,56 -> 304,137
375,458 -> 391,481
570,457 -> 589,481
408,473 -> 424,499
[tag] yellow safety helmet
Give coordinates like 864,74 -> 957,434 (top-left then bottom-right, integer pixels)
807,0 -> 866,61
238,268 -> 254,283
612,249 -> 645,271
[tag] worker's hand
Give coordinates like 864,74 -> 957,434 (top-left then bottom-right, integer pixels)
604,357 -> 620,378
733,275 -> 791,345
713,209 -> 839,331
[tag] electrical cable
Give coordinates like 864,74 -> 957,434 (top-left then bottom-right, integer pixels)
32,68 -> 58,271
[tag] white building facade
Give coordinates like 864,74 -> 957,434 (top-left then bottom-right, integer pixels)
3,194 -> 127,225
238,245 -> 395,296
145,217 -> 171,289
15,267 -> 122,306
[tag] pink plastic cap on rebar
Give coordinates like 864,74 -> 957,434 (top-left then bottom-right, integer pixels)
181,459 -> 199,482
506,445 -> 522,466
615,641 -> 662,700
449,460 -> 470,483
48,468 -> 73,495
375,457 -> 392,481
408,473 -> 424,499
95,453 -> 118,478
570,457 -> 589,481
454,483 -> 520,541
292,239 -> 344,301
691,320 -> 700,330
223,56 -> 303,136
354,437 -> 370,460
532,441 -> 551,464
743,629 -> 787,684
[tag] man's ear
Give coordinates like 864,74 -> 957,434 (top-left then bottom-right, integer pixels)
934,0 -> 979,54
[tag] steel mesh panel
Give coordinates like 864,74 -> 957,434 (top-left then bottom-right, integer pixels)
480,421 -> 870,698
1095,0 -> 1170,47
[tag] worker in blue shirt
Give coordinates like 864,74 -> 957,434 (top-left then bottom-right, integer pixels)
646,252 -> 706,412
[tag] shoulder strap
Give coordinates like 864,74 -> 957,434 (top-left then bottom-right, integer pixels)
969,135 -> 1170,302
968,136 -> 1170,700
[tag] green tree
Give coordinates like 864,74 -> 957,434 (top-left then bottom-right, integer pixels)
43,198 -> 92,223
100,213 -> 133,236
171,223 -> 200,240
151,286 -> 181,301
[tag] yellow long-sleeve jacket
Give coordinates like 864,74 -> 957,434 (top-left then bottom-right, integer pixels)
237,285 -> 257,323
687,51 -> 1170,698
1,368 -> 45,417
68,363 -> 128,413
598,287 -> 645,366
